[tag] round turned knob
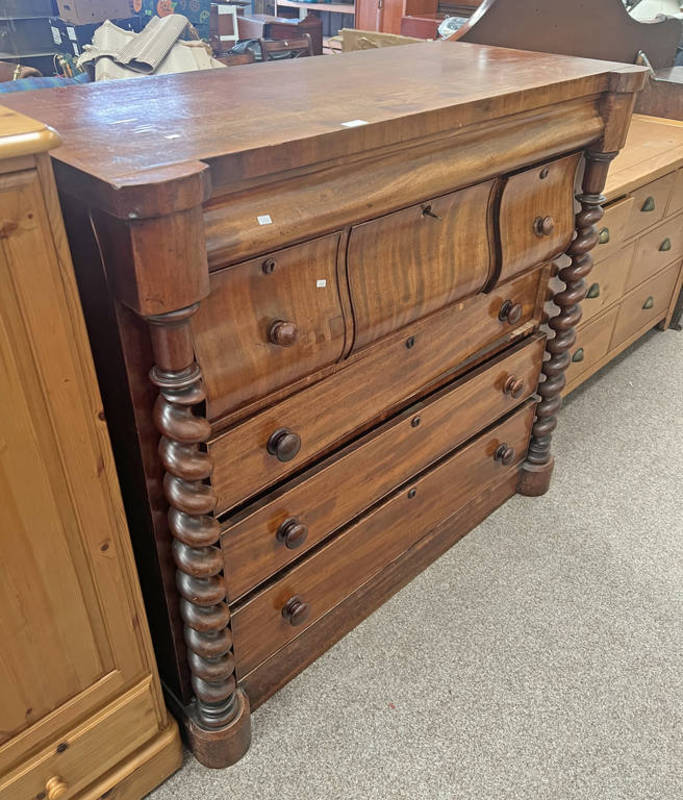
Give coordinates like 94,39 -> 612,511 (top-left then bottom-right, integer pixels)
277,518 -> 308,550
281,595 -> 311,627
498,299 -> 522,326
268,319 -> 298,347
46,777 -> 68,800
533,215 -> 555,237
267,428 -> 301,462
503,376 -> 524,399
494,443 -> 515,466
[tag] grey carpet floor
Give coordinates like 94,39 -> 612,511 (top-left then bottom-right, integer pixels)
148,327 -> 683,800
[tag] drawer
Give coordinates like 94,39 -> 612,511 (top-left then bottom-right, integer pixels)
499,153 -> 580,282
627,213 -> 683,291
592,195 -> 633,264
193,233 -> 347,420
580,242 -> 634,325
565,305 -> 618,384
347,182 -> 494,351
208,266 -> 546,513
667,168 -> 683,216
626,171 -> 676,237
231,401 -> 535,678
611,262 -> 681,349
221,335 -> 545,600
0,679 -> 158,800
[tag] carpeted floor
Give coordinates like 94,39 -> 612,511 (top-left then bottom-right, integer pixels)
148,327 -> 683,800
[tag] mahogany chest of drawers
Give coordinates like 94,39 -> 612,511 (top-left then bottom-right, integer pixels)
3,43 -> 646,768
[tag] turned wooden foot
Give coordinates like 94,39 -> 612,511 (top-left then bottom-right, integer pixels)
185,689 -> 251,769
518,458 -> 554,497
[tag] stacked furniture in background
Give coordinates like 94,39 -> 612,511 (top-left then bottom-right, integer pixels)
0,107 -> 181,800
3,43 -> 646,768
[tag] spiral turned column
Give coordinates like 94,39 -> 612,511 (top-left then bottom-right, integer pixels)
519,150 -> 617,497
146,304 -> 251,768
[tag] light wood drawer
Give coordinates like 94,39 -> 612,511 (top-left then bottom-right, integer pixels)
230,401 -> 535,678
193,233 -> 346,421
499,153 -> 580,282
208,266 -> 545,513
565,305 -> 619,384
0,680 -> 158,800
347,181 -> 494,351
612,262 -> 681,349
580,242 -> 634,325
221,335 -> 544,600
626,171 -> 676,237
667,168 -> 683,216
627,213 -> 683,291
592,195 -> 633,263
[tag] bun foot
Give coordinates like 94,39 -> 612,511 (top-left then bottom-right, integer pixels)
517,458 -> 554,497
185,688 -> 251,769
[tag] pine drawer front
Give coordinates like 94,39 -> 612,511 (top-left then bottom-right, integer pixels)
667,168 -> 683,216
0,679 -> 158,800
230,401 -> 535,678
565,306 -> 619,384
612,262 -> 681,349
498,153 -> 580,282
347,181 -> 495,351
208,267 -> 545,513
627,213 -> 683,291
221,335 -> 544,600
626,171 -> 676,237
193,233 -> 347,421
592,195 -> 634,264
580,242 -> 634,325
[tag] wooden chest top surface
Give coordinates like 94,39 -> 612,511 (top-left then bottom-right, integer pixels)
2,41 -> 644,191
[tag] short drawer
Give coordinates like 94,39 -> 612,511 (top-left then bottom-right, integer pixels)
580,242 -> 634,325
221,335 -> 544,600
626,171 -> 676,237
193,233 -> 346,420
666,168 -> 683,216
612,262 -> 681,349
592,195 -> 633,263
347,181 -> 494,351
208,266 -> 546,513
499,153 -> 580,282
230,401 -> 535,677
627,213 -> 683,291
565,305 -> 618,384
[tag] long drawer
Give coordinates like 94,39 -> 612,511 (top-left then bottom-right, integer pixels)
221,335 -> 544,600
231,401 -> 535,678
209,266 -> 546,512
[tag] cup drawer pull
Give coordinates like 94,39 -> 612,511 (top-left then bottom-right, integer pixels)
598,227 -> 610,244
586,282 -> 600,299
659,238 -> 671,252
641,196 -> 655,212
642,296 -> 654,310
572,347 -> 585,363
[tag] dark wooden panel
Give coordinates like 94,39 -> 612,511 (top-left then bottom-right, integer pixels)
347,181 -> 494,350
221,334 -> 544,600
231,401 -> 535,677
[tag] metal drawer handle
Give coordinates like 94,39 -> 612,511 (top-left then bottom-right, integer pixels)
421,203 -> 441,220
572,348 -> 585,363
598,227 -> 610,244
642,296 -> 654,310
586,282 -> 600,299
659,238 -> 671,252
641,196 -> 655,212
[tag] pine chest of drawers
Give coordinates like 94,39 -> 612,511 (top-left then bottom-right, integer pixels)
4,42 -> 646,768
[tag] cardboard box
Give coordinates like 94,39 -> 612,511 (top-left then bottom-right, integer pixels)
56,1 -> 132,25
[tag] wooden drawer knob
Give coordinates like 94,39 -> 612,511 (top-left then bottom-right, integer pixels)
267,428 -> 301,462
572,347 -> 585,363
641,196 -> 655,212
494,443 -> 515,466
46,777 -> 68,800
533,215 -> 555,237
598,227 -> 610,244
642,296 -> 654,310
503,376 -> 524,398
281,595 -> 311,626
268,320 -> 298,347
498,299 -> 522,325
586,282 -> 600,299
277,518 -> 308,550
